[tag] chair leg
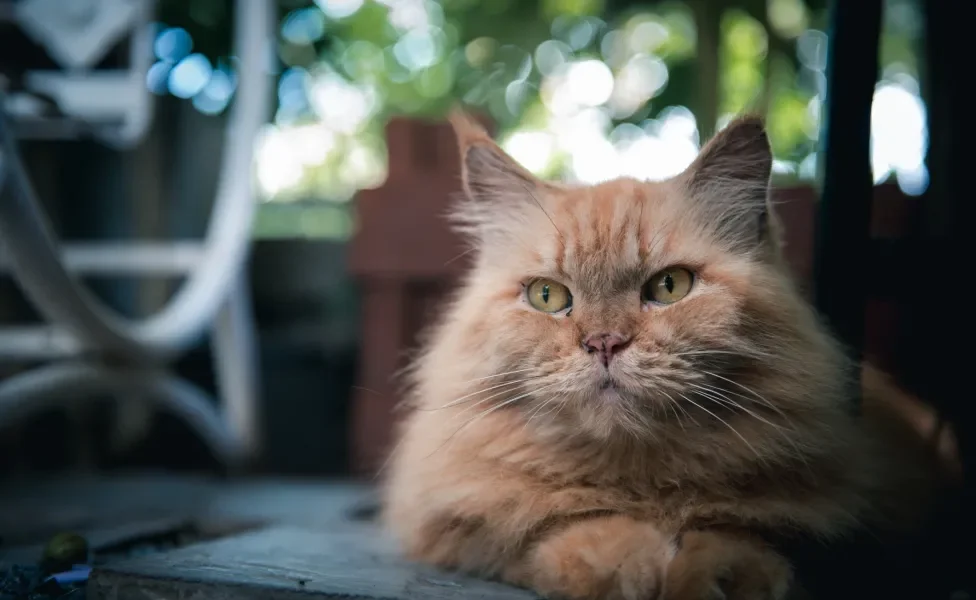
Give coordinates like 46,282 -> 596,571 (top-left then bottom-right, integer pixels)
110,394 -> 155,453
0,362 -> 245,465
212,273 -> 262,462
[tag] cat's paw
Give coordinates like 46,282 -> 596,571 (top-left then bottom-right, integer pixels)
508,516 -> 673,600
662,531 -> 792,600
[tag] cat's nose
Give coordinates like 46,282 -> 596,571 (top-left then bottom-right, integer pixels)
582,332 -> 632,366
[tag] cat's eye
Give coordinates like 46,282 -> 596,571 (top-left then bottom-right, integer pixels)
643,268 -> 694,305
526,279 -> 573,313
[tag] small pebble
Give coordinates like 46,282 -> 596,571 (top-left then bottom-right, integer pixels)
41,532 -> 89,573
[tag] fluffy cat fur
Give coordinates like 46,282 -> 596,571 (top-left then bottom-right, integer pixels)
381,111 -> 956,600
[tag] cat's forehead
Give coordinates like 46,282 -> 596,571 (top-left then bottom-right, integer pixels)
529,178 -> 703,293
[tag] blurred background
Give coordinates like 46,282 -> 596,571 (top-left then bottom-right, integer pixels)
0,0 -> 932,477
235,0 -> 925,203
3,1 -> 973,597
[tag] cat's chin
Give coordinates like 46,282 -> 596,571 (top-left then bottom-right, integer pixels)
573,397 -> 655,441
593,373 -> 641,401
596,378 -> 627,402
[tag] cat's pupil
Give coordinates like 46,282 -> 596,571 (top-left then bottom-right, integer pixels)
542,285 -> 550,303
664,274 -> 674,293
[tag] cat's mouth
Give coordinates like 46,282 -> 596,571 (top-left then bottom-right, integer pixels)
597,378 -> 627,403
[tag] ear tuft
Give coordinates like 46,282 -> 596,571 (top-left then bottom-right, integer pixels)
447,107 -> 492,148
681,115 -> 774,250
448,107 -> 538,204
687,115 -> 772,195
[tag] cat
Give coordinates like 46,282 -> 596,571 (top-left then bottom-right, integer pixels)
381,110 -> 958,600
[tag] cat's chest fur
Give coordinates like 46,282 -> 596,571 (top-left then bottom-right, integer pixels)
417,407 -> 866,537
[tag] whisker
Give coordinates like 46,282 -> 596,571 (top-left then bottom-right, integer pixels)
521,394 -> 563,434
418,378 -> 530,411
653,389 -> 684,428
699,370 -> 789,417
688,386 -> 756,423
351,385 -> 381,396
519,181 -> 564,239
687,383 -> 783,429
672,348 -> 773,361
672,350 -> 742,358
707,388 -> 800,445
428,382 -> 561,458
661,397 -> 682,427
449,380 -> 534,419
535,398 -> 565,422
661,389 -> 699,427
678,393 -> 763,461
692,381 -> 794,428
666,398 -> 687,431
372,435 -> 406,481
689,384 -> 799,444
443,247 -> 475,266
690,382 -> 809,464
378,381 -> 531,475
623,401 -> 655,440
462,368 -> 538,384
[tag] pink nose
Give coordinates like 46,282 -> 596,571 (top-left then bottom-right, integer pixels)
583,332 -> 632,366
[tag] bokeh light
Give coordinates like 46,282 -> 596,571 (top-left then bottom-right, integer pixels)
153,0 -> 929,237
192,66 -> 236,115
168,53 -> 213,99
282,7 -> 327,45
314,0 -> 364,20
146,61 -> 172,95
871,78 -> 928,196
153,26 -> 192,63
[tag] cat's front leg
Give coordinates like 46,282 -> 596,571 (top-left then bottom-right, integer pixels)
504,515 -> 675,600
662,531 -> 792,600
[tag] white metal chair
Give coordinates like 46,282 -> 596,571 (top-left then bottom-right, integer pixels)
0,0 -> 274,467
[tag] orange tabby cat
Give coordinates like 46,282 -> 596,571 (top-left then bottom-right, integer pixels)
382,111 -> 955,600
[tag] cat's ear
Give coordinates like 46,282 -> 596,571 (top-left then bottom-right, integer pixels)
448,109 -> 550,242
679,116 -> 774,251
448,109 -> 541,205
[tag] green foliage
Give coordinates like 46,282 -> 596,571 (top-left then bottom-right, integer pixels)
157,0 -> 923,237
